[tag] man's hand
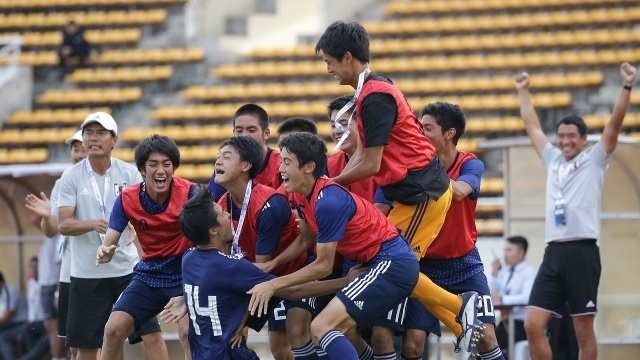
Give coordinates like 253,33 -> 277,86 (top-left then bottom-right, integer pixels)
25,192 -> 51,219
125,223 -> 137,246
96,244 -> 116,265
159,296 -> 187,324
515,72 -> 530,91
247,280 -> 277,317
229,327 -> 249,349
491,258 -> 502,277
344,264 -> 368,283
621,62 -> 637,87
93,217 -> 109,234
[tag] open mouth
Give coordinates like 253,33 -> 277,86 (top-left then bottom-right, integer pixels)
215,168 -> 225,175
154,177 -> 167,186
281,174 -> 290,185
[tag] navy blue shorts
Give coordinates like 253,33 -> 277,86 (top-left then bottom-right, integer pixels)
335,257 -> 418,329
113,277 -> 182,330
404,271 -> 496,333
267,300 -> 287,331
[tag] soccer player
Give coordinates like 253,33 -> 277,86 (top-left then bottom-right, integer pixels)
209,104 -> 281,201
277,116 -> 318,140
57,113 -> 166,360
96,135 -> 199,360
214,136 -> 307,360
315,21 -> 482,358
247,133 -> 420,360
401,102 -> 504,360
172,187 -> 365,360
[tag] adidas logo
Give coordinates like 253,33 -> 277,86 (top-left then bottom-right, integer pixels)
586,300 -> 596,308
354,301 -> 364,310
79,188 -> 89,195
412,245 -> 421,253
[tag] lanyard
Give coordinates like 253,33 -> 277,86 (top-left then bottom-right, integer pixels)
86,159 -> 111,242
229,181 -> 252,259
334,67 -> 371,150
555,157 -> 580,198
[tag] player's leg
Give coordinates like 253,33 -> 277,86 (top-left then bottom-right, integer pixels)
267,300 -> 294,360
312,257 -> 419,359
369,298 -> 407,360
57,281 -> 77,359
177,315 -> 191,360
286,300 -> 315,360
401,298 -> 440,360
40,284 -> 65,358
572,315 -> 596,360
140,330 -> 168,360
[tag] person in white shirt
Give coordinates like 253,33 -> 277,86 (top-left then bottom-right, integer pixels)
489,236 -> 536,355
0,272 -> 28,336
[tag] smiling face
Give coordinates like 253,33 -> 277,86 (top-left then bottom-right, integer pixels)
82,122 -> 116,157
279,147 -> 313,195
214,145 -> 251,186
70,141 -> 86,164
421,114 -> 447,153
556,123 -> 587,161
234,115 -> 269,147
141,152 -> 175,197
322,53 -> 355,86
330,109 -> 357,155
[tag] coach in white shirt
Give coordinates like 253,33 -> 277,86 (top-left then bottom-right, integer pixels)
489,236 -> 536,354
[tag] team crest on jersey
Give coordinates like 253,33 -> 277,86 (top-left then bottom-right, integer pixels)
114,183 -> 127,196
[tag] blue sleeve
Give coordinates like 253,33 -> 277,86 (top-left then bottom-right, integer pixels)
255,194 -> 291,256
231,259 -> 276,293
315,185 -> 356,243
457,158 -> 484,200
373,187 -> 393,207
108,195 -> 129,233
207,174 -> 227,202
188,183 -> 200,199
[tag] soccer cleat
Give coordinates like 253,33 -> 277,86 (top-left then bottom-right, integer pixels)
454,291 -> 484,360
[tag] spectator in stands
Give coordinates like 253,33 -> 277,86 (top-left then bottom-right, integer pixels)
489,236 -> 536,356
0,270 -> 28,337
58,21 -> 91,77
25,129 -> 86,360
0,256 -> 50,360
56,112 -> 167,360
277,116 -> 318,140
515,62 -> 637,360
208,104 -> 282,202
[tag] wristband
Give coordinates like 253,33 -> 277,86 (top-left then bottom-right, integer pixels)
623,85 -> 633,91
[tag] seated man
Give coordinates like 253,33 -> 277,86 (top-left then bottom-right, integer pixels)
0,271 -> 28,336
58,21 -> 91,76
489,236 -> 536,354
247,133 -> 420,360
169,187 -> 363,360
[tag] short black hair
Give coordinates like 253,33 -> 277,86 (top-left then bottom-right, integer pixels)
278,117 -> 318,136
134,135 -> 181,172
556,114 -> 587,137
421,102 -> 466,145
233,103 -> 269,131
219,136 -> 264,179
315,21 -> 370,63
327,94 -> 354,118
179,187 -> 220,246
278,133 -> 326,179
507,235 -> 529,254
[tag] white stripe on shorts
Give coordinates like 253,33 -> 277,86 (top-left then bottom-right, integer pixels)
343,260 -> 391,300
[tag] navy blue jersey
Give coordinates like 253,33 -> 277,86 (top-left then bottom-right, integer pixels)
182,248 -> 275,360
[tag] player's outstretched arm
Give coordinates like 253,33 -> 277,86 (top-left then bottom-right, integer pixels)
515,72 -> 548,158
333,146 -> 384,186
159,296 -> 187,323
602,62 -> 637,154
247,241 -> 338,317
277,263 -> 368,301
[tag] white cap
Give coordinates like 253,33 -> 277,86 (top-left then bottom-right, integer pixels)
80,112 -> 118,136
64,130 -> 83,145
